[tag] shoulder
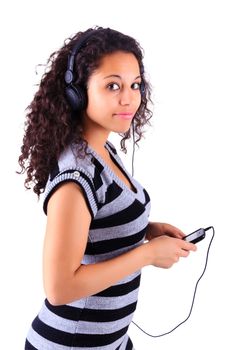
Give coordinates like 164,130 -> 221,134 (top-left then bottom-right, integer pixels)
43,144 -> 98,218
50,144 -> 95,181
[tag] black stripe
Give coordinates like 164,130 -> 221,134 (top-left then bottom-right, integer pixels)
143,188 -> 150,205
97,181 -> 123,210
45,299 -> 83,321
106,141 -> 117,154
90,199 -> 145,229
104,181 -> 123,204
44,299 -> 137,322
32,316 -> 129,347
25,339 -> 38,350
32,316 -> 73,346
92,158 -> 104,191
94,274 -> 141,297
86,227 -> 146,255
49,161 -> 60,181
72,326 -> 129,347
126,337 -> 133,350
92,156 -> 104,172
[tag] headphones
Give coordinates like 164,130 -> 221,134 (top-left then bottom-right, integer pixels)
64,30 -> 96,111
64,29 -> 145,112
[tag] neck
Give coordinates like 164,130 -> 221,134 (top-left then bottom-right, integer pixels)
82,130 -> 110,155
82,115 -> 111,154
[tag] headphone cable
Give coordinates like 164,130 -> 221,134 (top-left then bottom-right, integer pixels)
131,121 -> 136,177
132,226 -> 215,337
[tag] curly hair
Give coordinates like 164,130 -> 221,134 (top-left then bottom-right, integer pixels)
17,26 -> 153,197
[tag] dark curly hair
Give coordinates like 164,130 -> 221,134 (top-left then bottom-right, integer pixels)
17,26 -> 153,197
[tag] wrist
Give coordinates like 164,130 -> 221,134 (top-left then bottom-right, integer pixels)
140,241 -> 153,266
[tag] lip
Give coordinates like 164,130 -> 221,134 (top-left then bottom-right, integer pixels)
113,113 -> 134,120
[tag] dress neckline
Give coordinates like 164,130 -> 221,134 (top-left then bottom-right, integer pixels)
87,141 -> 138,195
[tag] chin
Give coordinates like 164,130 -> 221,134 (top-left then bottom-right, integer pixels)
115,127 -> 131,134
114,123 -> 132,134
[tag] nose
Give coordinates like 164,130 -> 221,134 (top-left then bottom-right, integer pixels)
119,87 -> 132,106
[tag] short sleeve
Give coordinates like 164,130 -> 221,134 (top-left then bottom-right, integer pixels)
43,168 -> 99,219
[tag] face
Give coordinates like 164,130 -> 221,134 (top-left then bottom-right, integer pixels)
83,51 -> 142,140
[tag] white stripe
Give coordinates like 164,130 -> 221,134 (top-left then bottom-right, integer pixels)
86,287 -> 140,310
73,314 -> 133,335
39,304 -> 134,335
26,327 -> 128,350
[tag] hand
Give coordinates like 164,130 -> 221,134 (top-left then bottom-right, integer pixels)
146,235 -> 197,269
146,222 -> 185,241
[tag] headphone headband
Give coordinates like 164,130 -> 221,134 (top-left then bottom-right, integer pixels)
65,29 -> 106,85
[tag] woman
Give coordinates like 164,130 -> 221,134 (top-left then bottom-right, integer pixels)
18,26 -> 196,350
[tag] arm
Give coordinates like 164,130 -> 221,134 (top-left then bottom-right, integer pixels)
43,183 -> 196,306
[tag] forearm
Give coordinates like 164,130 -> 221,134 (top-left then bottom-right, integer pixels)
48,242 -> 150,305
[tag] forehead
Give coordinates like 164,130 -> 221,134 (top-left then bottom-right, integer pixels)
94,51 -> 140,76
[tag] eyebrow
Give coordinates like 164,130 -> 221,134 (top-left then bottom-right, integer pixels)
103,74 -> 141,80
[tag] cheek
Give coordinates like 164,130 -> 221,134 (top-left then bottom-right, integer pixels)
135,95 -> 142,111
86,92 -> 101,115
85,95 -> 109,124
86,91 -> 115,115
87,84 -> 106,105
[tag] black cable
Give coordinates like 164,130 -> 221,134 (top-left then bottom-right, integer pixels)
131,121 -> 136,177
132,226 -> 215,337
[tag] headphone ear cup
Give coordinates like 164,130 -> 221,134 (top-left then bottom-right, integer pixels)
65,84 -> 87,111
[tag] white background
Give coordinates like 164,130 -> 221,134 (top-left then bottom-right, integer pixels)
1,0 -> 232,349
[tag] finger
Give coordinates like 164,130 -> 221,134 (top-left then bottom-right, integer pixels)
180,249 -> 190,258
174,230 -> 186,239
171,226 -> 186,239
183,241 -> 197,251
164,223 -> 185,239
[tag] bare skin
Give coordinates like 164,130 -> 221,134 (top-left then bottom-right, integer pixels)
43,52 -> 196,305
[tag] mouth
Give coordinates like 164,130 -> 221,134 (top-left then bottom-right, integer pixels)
113,113 -> 134,120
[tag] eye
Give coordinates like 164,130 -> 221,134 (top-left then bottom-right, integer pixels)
107,82 -> 120,91
131,82 -> 141,90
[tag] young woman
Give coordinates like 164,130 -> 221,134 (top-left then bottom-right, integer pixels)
19,26 -> 196,350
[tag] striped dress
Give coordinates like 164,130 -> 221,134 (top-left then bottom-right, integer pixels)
25,141 -> 151,350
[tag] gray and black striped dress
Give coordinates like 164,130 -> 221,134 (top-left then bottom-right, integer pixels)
25,140 -> 151,350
